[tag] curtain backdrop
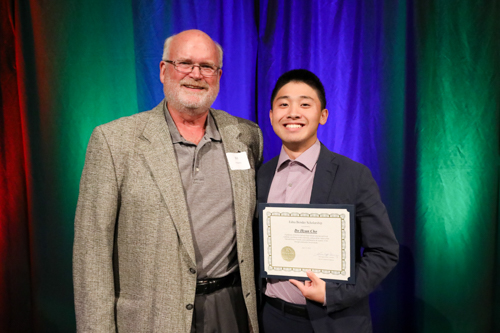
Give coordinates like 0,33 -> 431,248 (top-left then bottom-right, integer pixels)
1,0 -> 498,332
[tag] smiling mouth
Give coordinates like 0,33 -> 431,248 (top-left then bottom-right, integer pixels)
183,85 -> 205,90
284,124 -> 303,128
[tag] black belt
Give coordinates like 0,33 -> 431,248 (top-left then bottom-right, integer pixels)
196,271 -> 240,295
264,295 -> 309,319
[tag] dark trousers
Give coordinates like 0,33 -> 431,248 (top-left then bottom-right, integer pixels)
191,284 -> 249,333
262,301 -> 314,333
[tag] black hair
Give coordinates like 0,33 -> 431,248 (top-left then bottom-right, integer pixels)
270,69 -> 326,110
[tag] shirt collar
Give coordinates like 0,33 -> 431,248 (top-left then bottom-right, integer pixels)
163,101 -> 221,144
276,140 -> 321,172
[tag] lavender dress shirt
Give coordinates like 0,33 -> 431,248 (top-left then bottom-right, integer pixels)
265,140 -> 321,305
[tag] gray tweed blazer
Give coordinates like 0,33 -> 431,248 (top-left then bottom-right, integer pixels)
73,101 -> 263,332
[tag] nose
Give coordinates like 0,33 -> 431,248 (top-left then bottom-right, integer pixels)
286,105 -> 301,119
189,65 -> 203,79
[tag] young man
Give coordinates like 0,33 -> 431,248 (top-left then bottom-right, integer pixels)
257,69 -> 398,333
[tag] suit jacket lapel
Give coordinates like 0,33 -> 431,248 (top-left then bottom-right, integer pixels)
212,110 -> 252,233
137,104 -> 196,265
257,156 -> 278,203
310,144 -> 338,204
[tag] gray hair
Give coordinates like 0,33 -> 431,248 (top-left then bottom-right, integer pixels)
162,34 -> 224,68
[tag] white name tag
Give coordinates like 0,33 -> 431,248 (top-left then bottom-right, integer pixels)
226,152 -> 251,170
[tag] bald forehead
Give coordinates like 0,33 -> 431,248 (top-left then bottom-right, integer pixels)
168,30 -> 219,63
174,29 -> 213,42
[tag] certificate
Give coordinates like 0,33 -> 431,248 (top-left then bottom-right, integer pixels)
259,203 -> 355,283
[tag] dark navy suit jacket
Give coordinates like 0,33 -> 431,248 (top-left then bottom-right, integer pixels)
257,143 -> 399,333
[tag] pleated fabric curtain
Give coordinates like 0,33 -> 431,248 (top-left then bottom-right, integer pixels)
0,0 -> 498,332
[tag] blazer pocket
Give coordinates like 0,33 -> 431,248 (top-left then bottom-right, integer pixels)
116,292 -> 149,331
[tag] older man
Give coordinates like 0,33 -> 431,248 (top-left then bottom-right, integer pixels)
73,30 -> 262,333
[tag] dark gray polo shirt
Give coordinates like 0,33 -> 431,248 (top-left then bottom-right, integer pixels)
164,105 -> 237,279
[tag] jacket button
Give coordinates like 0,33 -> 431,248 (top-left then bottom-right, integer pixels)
240,259 -> 244,263
189,268 -> 196,274
186,304 -> 193,310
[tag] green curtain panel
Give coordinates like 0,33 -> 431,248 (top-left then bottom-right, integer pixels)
415,1 -> 499,332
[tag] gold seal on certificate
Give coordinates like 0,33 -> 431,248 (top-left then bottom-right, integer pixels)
281,246 -> 296,261
259,203 -> 355,283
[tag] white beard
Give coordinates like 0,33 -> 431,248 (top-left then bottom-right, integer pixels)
164,76 -> 219,116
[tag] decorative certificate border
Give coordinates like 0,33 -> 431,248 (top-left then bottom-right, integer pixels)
266,211 -> 348,276
258,203 -> 356,284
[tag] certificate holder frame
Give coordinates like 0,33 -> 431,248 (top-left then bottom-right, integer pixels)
259,203 -> 356,284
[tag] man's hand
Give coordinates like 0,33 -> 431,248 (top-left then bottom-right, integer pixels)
289,270 -> 326,304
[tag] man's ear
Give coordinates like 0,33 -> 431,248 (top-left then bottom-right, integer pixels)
320,109 -> 329,125
269,109 -> 273,125
159,61 -> 167,83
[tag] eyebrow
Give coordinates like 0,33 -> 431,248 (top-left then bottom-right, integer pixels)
177,58 -> 216,66
275,95 -> 314,101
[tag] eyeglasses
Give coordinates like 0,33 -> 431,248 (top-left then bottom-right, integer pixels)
164,60 -> 220,77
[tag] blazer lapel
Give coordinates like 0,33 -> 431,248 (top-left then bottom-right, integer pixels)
137,104 -> 196,265
257,156 -> 278,203
212,110 -> 252,233
310,144 -> 338,204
